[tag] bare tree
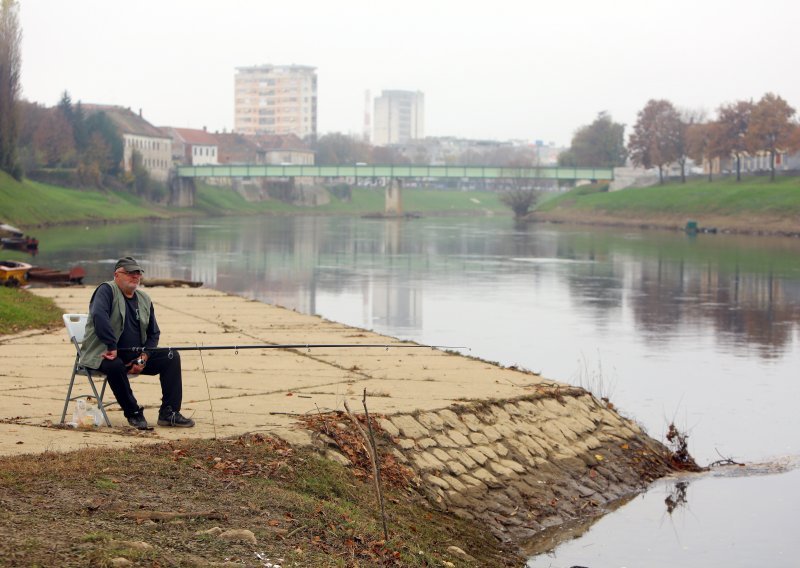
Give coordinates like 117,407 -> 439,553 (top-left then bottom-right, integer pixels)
790,123 -> 800,154
674,109 -> 707,183
311,132 -> 372,164
0,0 -> 22,179
499,157 -> 539,218
716,100 -> 753,181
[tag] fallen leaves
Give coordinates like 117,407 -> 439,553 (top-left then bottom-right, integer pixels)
300,411 -> 414,488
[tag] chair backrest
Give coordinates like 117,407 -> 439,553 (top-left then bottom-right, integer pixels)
63,313 -> 89,344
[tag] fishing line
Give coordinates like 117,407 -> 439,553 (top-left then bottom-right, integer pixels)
197,344 -> 217,439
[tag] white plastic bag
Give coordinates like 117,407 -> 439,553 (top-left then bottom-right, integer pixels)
71,399 -> 97,428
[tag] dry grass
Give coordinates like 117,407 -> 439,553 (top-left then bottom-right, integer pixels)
0,434 -> 520,567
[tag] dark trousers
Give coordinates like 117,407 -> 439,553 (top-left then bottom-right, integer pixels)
98,350 -> 182,417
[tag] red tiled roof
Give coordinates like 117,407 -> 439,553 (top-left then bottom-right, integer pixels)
171,128 -> 218,145
215,133 -> 261,164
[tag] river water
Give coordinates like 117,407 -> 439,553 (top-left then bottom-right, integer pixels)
31,214 -> 800,567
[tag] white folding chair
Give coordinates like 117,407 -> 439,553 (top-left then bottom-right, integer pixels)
60,313 -> 114,426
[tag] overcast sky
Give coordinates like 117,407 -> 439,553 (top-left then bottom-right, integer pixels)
18,0 -> 800,146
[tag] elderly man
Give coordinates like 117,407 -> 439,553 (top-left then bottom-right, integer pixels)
80,256 -> 194,430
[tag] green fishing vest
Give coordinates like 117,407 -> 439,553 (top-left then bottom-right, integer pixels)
80,281 -> 152,369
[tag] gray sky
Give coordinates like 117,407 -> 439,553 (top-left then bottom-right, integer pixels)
19,0 -> 800,146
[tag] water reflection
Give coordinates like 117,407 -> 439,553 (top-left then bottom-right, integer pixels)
33,215 -> 800,362
526,467 -> 800,568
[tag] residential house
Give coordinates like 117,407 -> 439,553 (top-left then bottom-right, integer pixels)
215,133 -> 263,164
83,104 -> 172,182
253,134 -> 314,165
215,133 -> 314,165
708,150 -> 800,176
161,127 -> 219,165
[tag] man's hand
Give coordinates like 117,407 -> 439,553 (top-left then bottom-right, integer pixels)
126,356 -> 146,375
102,349 -> 117,360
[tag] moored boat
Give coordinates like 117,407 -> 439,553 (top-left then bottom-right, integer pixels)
0,260 -> 32,287
27,266 -> 85,285
1,236 -> 39,253
0,223 -> 38,253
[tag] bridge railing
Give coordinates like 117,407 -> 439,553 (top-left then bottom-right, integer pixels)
176,164 -> 614,181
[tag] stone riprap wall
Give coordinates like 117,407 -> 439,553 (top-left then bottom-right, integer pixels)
371,387 -> 674,543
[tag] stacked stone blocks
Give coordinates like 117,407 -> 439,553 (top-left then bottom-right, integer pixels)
375,388 -> 667,540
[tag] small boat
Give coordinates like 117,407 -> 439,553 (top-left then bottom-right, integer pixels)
0,223 -> 38,253
0,260 -> 32,287
1,235 -> 39,253
142,277 -> 202,288
27,266 -> 85,285
0,223 -> 23,237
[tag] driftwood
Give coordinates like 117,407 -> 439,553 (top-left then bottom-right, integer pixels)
118,510 -> 226,521
143,278 -> 203,288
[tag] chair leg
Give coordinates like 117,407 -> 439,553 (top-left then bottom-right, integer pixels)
60,357 -> 80,424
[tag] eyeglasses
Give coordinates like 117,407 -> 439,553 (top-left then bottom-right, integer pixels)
116,270 -> 142,276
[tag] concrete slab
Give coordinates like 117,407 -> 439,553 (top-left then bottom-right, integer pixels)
0,286 -> 549,456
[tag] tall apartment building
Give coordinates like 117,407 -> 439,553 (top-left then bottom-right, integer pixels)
373,90 -> 424,146
234,64 -> 317,139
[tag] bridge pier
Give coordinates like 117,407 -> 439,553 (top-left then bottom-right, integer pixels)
385,178 -> 402,215
170,175 -> 196,207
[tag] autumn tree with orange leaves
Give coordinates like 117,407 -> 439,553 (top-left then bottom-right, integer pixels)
686,121 -> 726,182
746,93 -> 796,181
628,99 -> 683,184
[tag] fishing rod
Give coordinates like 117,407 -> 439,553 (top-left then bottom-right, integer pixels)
119,343 -> 468,358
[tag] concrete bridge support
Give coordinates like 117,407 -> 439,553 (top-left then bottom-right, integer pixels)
170,176 -> 196,207
385,178 -> 403,215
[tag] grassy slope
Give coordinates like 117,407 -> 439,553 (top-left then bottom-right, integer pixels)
193,183 -> 507,216
0,171 -> 165,227
0,172 -> 507,228
534,177 -> 800,232
0,287 -> 63,334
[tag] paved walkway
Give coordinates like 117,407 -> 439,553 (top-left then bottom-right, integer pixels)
0,287 -> 548,456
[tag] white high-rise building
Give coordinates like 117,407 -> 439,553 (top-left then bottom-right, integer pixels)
234,64 -> 317,139
373,90 -> 424,145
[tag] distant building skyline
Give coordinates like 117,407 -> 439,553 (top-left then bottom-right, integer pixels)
373,90 -> 424,146
234,64 -> 317,139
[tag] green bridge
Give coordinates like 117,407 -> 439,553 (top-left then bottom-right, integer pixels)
176,164 -> 614,181
170,164 -> 614,212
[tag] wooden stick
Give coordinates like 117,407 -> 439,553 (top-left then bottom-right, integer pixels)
361,388 -> 389,541
343,396 -> 389,540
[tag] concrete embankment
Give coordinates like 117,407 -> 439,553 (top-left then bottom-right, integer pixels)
0,286 -> 678,549
309,389 -> 673,547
